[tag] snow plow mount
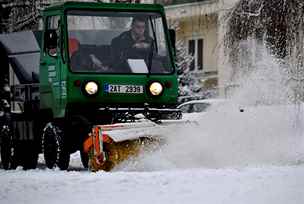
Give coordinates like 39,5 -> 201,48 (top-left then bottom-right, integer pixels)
99,107 -> 182,122
83,124 -> 158,172
83,120 -> 194,172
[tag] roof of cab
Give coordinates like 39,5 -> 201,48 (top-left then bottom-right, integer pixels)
43,1 -> 164,13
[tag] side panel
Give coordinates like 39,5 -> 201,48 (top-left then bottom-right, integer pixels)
40,14 -> 66,118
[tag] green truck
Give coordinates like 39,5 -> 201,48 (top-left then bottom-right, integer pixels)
0,1 -> 180,171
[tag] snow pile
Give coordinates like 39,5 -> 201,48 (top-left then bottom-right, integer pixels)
116,44 -> 304,171
116,103 -> 304,171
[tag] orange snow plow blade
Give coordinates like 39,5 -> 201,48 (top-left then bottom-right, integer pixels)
83,120 -> 196,172
83,124 -> 160,172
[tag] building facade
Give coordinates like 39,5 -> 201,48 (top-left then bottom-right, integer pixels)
161,0 -> 238,96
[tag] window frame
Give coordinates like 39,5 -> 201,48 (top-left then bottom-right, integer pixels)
187,37 -> 204,71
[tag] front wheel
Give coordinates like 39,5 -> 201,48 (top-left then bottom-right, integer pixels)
42,123 -> 70,170
80,149 -> 89,169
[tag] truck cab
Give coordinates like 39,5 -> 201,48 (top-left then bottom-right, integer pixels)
41,2 -> 179,122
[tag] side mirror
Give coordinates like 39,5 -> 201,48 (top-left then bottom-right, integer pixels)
45,29 -> 58,56
169,29 -> 176,56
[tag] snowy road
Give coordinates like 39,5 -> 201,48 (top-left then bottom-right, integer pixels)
1,102 -> 304,204
0,162 -> 304,204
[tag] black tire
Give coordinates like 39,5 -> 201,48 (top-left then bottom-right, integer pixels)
42,123 -> 57,169
42,123 -> 70,170
80,149 -> 89,168
67,115 -> 91,169
0,127 -> 12,170
57,142 -> 70,170
0,124 -> 19,170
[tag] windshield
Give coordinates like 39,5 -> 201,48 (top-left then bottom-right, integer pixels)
67,10 -> 173,74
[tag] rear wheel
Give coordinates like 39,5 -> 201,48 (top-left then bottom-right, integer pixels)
1,127 -> 39,170
42,123 -> 70,170
0,126 -> 13,169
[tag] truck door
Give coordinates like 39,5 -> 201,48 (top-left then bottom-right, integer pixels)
40,15 -> 63,116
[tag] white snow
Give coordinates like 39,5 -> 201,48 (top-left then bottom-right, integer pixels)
1,165 -> 304,204
1,101 -> 304,204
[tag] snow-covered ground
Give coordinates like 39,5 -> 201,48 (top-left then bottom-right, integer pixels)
1,102 -> 304,204
1,164 -> 304,204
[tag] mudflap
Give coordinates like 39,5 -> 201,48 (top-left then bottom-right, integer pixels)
83,125 -> 159,172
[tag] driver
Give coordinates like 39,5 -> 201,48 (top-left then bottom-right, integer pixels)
110,16 -> 153,71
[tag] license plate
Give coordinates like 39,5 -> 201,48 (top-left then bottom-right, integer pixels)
104,84 -> 144,94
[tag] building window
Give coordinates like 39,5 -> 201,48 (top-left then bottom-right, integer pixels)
188,38 -> 203,71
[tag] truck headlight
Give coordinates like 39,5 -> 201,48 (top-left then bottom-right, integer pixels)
84,81 -> 98,95
149,82 -> 163,96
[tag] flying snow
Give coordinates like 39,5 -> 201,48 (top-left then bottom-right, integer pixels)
116,41 -> 304,171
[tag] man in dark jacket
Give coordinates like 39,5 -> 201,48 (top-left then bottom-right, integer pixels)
111,16 -> 153,72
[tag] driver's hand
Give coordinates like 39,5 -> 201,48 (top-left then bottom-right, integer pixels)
133,42 -> 150,49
